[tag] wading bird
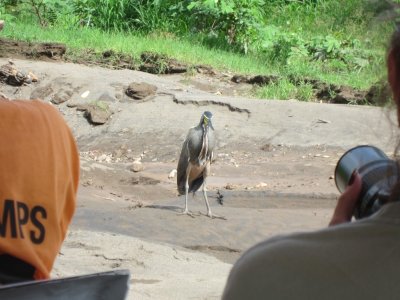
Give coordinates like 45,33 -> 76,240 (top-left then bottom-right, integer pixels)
177,111 -> 220,218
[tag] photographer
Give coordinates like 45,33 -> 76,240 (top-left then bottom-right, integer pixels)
222,30 -> 400,299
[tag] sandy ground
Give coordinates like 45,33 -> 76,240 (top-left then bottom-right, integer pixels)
1,57 -> 399,299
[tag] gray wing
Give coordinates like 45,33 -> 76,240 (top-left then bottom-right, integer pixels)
177,137 -> 190,195
176,127 -> 205,194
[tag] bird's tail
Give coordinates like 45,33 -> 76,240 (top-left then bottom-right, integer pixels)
177,176 -> 204,195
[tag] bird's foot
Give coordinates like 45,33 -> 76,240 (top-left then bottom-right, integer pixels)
211,214 -> 227,220
201,212 -> 227,220
178,209 -> 195,218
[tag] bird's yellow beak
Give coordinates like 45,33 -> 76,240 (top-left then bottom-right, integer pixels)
203,117 -> 209,126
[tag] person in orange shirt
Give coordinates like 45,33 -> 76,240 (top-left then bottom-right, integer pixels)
0,98 -> 79,283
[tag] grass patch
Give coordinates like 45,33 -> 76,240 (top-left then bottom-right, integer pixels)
89,100 -> 110,112
2,22 -> 277,75
256,79 -> 297,101
0,0 -> 395,103
255,80 -> 323,102
296,84 -> 315,102
2,21 -> 391,91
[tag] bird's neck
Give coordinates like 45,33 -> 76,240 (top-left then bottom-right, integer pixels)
198,126 -> 209,165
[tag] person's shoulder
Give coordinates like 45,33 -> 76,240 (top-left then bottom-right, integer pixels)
233,222 -> 368,271
222,231 -> 320,299
238,231 -> 315,262
223,225 -> 361,300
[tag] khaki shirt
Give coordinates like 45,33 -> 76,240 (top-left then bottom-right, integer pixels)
223,202 -> 400,300
0,100 -> 79,280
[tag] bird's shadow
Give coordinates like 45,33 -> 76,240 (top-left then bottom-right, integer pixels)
143,204 -> 182,212
143,204 -> 226,220
143,204 -> 200,216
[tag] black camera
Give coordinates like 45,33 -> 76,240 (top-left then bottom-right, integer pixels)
335,145 -> 400,219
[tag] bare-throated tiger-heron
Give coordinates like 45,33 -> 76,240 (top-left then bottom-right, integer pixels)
177,111 -> 221,218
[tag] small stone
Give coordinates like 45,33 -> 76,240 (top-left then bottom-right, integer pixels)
261,144 -> 272,151
82,179 -> 93,187
24,75 -> 32,84
168,169 -> 177,179
81,90 -> 90,98
83,102 -> 113,125
125,82 -> 157,100
225,183 -> 236,190
98,154 -> 107,162
256,182 -> 268,188
51,89 -> 73,104
28,71 -> 38,82
130,161 -> 144,172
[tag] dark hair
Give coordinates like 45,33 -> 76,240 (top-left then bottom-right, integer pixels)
389,27 -> 400,202
389,26 -> 400,70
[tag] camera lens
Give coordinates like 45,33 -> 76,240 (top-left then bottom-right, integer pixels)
354,159 -> 399,219
335,145 -> 400,219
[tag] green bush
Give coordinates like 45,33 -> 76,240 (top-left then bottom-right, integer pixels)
182,0 -> 266,53
72,0 -> 135,31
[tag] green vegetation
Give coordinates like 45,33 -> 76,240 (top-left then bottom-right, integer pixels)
0,0 -> 397,102
89,100 -> 110,112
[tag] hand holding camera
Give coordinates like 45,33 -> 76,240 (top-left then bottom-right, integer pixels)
329,171 -> 362,226
332,145 -> 400,223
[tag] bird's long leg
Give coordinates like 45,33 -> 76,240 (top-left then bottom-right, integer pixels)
202,176 -> 212,218
202,161 -> 212,217
178,163 -> 194,217
201,180 -> 226,220
202,161 -> 226,220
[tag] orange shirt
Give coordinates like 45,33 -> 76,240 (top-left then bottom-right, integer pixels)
0,99 -> 79,280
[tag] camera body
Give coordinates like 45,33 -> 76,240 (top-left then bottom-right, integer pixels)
335,145 -> 400,219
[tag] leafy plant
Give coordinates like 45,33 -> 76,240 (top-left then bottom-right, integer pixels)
185,0 -> 265,53
72,0 -> 136,31
0,5 -> 16,24
256,79 -> 297,100
28,0 -> 70,27
89,100 -> 110,112
296,83 -> 314,101
131,1 -> 178,33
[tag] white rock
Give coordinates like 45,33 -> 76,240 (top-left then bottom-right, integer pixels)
81,90 -> 90,98
98,154 -> 107,162
168,169 -> 177,179
131,161 -> 144,172
256,182 -> 268,188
